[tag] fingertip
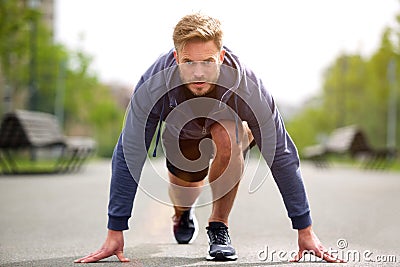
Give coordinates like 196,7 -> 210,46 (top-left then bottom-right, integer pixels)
118,256 -> 130,262
290,252 -> 301,262
116,251 -> 130,262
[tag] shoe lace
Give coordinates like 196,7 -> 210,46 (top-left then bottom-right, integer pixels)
207,226 -> 230,245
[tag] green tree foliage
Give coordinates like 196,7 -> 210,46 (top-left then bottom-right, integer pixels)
0,1 -> 31,102
0,1 -> 126,157
287,10 -> 400,156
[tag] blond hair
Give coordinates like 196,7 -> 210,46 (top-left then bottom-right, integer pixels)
173,13 -> 223,53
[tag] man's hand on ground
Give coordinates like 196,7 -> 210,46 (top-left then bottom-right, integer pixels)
74,230 -> 130,263
291,225 -> 346,263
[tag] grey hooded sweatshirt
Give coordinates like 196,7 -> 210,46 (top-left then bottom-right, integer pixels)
107,47 -> 312,231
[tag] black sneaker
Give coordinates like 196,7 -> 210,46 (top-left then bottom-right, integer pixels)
172,208 -> 198,244
206,222 -> 238,261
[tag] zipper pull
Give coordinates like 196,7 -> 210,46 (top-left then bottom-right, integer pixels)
202,126 -> 207,135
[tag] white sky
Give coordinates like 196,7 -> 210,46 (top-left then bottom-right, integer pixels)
54,0 -> 399,105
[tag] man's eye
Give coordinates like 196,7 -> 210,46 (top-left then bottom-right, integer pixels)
184,61 -> 193,65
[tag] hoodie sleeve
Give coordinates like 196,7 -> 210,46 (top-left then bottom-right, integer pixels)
269,101 -> 312,229
107,90 -> 162,231
107,53 -> 173,231
107,133 -> 142,231
241,71 -> 312,230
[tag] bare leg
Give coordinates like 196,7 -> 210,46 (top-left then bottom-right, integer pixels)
208,120 -> 253,226
167,121 -> 253,220
168,172 -> 203,217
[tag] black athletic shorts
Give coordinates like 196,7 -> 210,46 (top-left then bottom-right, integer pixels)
166,136 -> 256,183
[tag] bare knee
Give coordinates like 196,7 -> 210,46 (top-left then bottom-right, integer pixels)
211,121 -> 243,162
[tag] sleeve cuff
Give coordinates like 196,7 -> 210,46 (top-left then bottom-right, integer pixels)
108,215 -> 130,231
291,211 -> 312,229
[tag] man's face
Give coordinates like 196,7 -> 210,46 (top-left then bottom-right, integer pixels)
174,40 -> 225,96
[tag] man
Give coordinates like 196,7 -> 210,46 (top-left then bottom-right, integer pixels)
75,13 -> 343,263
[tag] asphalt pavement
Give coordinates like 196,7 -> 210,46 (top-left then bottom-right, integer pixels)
0,156 -> 399,266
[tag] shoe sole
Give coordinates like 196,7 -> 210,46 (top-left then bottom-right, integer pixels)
188,210 -> 198,244
206,251 -> 238,261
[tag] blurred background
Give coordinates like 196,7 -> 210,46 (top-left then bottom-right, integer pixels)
0,0 -> 399,168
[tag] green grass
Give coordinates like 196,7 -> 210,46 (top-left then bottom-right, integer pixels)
1,158 -> 60,174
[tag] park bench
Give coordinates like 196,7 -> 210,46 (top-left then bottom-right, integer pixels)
0,110 -> 96,174
303,125 -> 397,169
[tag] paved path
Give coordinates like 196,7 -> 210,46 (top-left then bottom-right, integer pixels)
0,157 -> 399,266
